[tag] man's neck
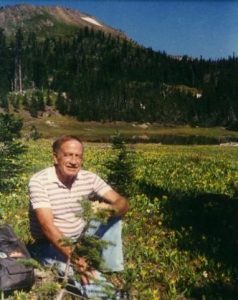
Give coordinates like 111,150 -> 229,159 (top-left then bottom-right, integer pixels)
55,168 -> 76,189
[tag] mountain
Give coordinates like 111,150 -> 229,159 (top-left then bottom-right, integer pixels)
0,4 -> 128,39
0,4 -> 237,127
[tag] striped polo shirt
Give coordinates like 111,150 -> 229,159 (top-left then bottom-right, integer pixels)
28,166 -> 112,240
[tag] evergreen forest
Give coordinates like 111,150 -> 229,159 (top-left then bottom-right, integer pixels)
1,26 -> 238,127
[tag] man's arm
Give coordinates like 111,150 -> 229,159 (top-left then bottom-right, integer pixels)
34,207 -> 72,259
35,207 -> 92,283
94,189 -> 129,216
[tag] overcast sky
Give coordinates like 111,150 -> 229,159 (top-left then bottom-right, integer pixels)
1,0 -> 238,60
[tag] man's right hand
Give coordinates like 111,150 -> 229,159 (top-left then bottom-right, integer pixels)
73,256 -> 97,285
92,200 -> 112,213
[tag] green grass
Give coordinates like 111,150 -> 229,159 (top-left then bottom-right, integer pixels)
2,140 -> 238,299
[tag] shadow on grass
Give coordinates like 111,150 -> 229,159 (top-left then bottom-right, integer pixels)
139,182 -> 238,298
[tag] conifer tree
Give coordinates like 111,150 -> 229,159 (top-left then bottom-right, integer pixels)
106,132 -> 134,197
0,113 -> 25,191
14,28 -> 23,92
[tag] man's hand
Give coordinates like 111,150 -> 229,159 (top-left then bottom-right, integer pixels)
73,256 -> 97,285
91,201 -> 113,213
101,190 -> 129,217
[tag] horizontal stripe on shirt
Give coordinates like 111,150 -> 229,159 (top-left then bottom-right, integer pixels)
29,166 -> 112,239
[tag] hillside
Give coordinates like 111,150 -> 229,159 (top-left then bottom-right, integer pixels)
0,4 -> 237,128
0,4 -> 128,39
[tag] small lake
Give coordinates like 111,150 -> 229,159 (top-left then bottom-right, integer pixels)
84,135 -> 238,145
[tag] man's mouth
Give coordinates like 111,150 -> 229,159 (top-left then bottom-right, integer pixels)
66,166 -> 78,171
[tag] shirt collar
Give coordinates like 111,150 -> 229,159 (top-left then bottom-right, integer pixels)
48,166 -> 61,184
48,166 -> 80,187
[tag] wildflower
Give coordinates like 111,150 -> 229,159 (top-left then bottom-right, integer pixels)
203,271 -> 208,278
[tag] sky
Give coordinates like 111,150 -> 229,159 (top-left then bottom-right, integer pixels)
0,0 -> 238,60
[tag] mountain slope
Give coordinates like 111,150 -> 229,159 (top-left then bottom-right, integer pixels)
0,5 -> 237,127
0,4 -> 128,39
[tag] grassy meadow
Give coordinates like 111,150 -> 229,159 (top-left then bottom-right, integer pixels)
2,139 -> 238,299
15,109 -> 238,144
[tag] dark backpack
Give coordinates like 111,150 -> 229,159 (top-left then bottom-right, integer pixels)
0,224 -> 34,292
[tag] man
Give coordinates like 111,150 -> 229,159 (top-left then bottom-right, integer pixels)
28,135 -> 129,296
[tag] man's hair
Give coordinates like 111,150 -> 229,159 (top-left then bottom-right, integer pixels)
52,135 -> 83,154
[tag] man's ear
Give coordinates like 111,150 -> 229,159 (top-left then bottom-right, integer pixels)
53,152 -> 58,165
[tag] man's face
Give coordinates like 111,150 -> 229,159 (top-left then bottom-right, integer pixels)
53,140 -> 83,181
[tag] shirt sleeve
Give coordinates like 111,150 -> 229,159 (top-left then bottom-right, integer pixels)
29,177 -> 52,209
92,174 -> 112,196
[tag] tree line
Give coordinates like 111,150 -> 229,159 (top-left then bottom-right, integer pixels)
0,27 -> 238,126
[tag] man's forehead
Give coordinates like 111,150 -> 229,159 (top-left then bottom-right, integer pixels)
60,140 -> 84,150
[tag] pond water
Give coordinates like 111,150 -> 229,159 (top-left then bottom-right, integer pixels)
84,135 -> 238,145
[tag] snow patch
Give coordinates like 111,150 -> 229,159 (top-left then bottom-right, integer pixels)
81,16 -> 103,27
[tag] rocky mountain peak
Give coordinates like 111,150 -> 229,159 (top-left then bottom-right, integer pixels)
0,4 -> 128,39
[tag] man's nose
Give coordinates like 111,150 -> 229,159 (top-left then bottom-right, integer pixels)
70,156 -> 78,164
